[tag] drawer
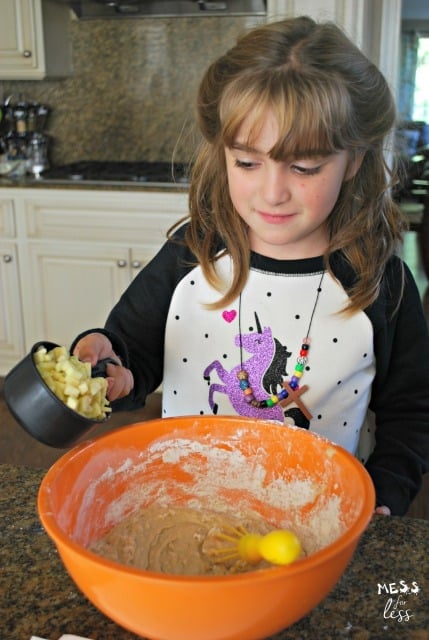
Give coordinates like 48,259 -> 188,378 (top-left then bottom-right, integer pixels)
23,190 -> 188,243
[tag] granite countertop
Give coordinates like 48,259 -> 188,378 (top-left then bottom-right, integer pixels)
1,463 -> 428,640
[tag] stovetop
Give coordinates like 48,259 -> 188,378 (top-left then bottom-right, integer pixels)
39,160 -> 190,186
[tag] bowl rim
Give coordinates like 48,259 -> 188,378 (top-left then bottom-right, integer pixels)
38,416 -> 376,583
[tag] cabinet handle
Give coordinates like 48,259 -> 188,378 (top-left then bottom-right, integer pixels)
117,259 -> 127,268
131,260 -> 142,269
23,50 -> 32,58
3,254 -> 13,263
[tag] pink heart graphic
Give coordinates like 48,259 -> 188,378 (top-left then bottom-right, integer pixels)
222,309 -> 237,323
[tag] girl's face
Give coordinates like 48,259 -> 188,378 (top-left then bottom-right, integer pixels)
225,110 -> 360,259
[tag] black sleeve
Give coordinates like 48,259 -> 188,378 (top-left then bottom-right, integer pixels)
366,259 -> 429,515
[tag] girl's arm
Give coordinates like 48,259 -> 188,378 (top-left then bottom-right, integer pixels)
366,259 -> 429,515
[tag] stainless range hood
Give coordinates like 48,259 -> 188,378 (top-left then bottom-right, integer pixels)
59,0 -> 267,18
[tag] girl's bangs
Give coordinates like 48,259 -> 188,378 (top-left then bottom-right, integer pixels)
220,73 -> 350,159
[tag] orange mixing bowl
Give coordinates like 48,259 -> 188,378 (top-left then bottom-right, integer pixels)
38,416 -> 375,640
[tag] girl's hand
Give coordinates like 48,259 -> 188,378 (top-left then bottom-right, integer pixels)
73,333 -> 134,401
374,505 -> 391,516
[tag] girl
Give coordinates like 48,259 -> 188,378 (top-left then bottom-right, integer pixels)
73,17 -> 429,516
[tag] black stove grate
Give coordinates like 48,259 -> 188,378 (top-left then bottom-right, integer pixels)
40,160 -> 190,184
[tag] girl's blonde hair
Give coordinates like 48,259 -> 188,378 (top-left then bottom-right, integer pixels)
177,16 -> 407,312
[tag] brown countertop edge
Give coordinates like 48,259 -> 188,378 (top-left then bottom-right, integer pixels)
1,462 -> 428,640
0,177 -> 188,193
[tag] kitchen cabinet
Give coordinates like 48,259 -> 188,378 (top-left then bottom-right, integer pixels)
0,187 -> 188,375
24,241 -> 133,346
0,199 -> 25,374
0,0 -> 72,80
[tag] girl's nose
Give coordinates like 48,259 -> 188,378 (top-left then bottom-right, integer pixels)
261,165 -> 290,205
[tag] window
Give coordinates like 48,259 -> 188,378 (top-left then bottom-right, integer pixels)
399,30 -> 429,125
413,36 -> 429,122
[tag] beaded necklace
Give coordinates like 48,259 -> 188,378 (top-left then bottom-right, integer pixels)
237,271 -> 325,421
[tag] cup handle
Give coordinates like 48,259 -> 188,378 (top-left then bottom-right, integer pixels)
91,357 -> 119,378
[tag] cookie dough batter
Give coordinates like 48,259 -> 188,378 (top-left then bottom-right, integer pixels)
89,504 -> 276,576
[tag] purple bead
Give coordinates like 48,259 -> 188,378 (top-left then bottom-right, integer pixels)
290,377 -> 299,389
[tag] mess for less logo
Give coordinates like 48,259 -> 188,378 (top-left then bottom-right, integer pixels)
377,581 -> 421,623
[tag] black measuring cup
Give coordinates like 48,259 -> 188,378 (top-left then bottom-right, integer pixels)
3,341 -> 115,448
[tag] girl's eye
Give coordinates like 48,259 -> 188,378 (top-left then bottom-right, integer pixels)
234,158 -> 257,169
292,164 -> 322,176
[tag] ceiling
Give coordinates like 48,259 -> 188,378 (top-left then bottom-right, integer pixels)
402,0 -> 429,20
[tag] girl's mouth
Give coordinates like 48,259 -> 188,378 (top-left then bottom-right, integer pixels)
258,211 -> 296,224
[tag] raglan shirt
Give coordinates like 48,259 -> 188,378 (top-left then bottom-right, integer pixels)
81,223 -> 429,516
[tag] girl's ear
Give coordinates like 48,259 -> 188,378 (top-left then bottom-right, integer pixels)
345,151 -> 365,181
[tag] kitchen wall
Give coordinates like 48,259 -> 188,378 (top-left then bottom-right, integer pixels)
0,14 -> 264,166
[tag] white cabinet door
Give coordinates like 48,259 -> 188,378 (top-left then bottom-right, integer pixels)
0,197 -> 24,375
0,0 -> 72,80
0,0 -> 44,79
0,242 -> 25,375
23,242 -> 132,348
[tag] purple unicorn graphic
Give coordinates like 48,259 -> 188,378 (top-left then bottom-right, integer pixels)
203,313 -> 291,421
